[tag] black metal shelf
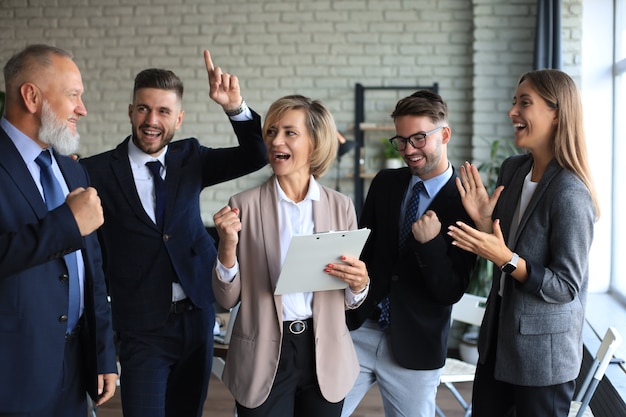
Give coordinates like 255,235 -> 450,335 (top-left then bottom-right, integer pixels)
352,82 -> 439,214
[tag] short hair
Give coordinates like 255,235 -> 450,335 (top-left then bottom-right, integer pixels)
390,89 -> 448,126
3,44 -> 73,99
133,68 -> 184,102
263,95 -> 338,179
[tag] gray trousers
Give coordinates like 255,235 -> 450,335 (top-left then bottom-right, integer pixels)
341,319 -> 442,417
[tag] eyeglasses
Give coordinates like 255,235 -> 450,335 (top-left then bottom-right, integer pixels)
388,126 -> 445,151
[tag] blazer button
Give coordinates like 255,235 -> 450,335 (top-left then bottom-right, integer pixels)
59,274 -> 69,283
58,315 -> 68,323
391,274 -> 399,282
163,234 -> 170,242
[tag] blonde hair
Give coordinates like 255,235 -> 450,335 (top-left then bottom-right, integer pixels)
519,69 -> 600,218
263,95 -> 338,178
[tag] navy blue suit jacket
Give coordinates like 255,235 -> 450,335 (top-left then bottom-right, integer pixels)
80,111 -> 266,331
0,129 -> 117,412
346,167 -> 476,370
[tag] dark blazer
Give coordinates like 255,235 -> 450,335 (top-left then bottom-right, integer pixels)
0,129 -> 117,412
346,166 -> 476,370
81,112 -> 266,331
478,154 -> 595,386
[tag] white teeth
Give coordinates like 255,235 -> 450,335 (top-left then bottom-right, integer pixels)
514,123 -> 526,128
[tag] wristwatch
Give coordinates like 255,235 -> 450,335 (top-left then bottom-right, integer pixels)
500,252 -> 519,274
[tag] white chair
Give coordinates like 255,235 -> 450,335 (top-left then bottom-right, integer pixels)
568,326 -> 622,417
212,302 -> 240,381
436,293 -> 487,417
212,302 -> 240,417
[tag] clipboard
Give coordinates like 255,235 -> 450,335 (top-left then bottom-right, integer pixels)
274,228 -> 371,295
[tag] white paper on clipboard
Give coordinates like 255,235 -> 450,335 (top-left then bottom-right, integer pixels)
274,228 -> 371,295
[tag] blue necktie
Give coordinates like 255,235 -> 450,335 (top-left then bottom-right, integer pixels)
146,161 -> 166,228
378,181 -> 424,330
35,150 -> 81,333
399,181 -> 425,249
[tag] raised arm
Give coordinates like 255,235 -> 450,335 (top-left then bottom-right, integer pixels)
204,49 -> 243,112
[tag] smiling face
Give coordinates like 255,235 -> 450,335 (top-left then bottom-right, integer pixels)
508,79 -> 558,154
38,99 -> 80,155
394,114 -> 450,179
34,55 -> 87,152
264,108 -> 313,181
129,88 -> 184,157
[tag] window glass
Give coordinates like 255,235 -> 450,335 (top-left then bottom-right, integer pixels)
614,0 -> 626,301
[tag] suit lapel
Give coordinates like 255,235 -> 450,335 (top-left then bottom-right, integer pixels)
498,158 -> 530,245
512,159 -> 562,248
312,187 -> 331,233
0,132 -> 48,218
261,178 -> 282,287
259,178 -> 284,323
388,169 -> 412,241
111,138 -> 158,230
163,147 -> 183,229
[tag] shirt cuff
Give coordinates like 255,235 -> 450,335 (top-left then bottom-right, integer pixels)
345,280 -> 369,307
227,101 -> 252,122
216,258 -> 239,283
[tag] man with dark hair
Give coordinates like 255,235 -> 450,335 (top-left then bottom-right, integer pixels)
80,50 -> 267,417
0,44 -> 117,416
341,90 -> 476,417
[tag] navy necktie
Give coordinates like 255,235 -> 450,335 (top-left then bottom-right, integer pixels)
35,150 -> 80,333
378,181 -> 425,330
146,161 -> 166,227
399,181 -> 425,248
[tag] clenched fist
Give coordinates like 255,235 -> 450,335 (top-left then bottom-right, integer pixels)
66,187 -> 104,236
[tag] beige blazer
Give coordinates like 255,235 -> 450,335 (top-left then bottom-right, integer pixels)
212,177 -> 361,408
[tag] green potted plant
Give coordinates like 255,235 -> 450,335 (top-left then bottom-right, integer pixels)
380,138 -> 403,169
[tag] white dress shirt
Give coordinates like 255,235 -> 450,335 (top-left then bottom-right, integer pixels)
217,176 -> 366,321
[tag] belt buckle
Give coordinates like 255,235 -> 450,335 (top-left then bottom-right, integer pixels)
289,320 -> 306,335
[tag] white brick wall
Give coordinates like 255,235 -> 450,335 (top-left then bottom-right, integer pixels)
0,0 -> 582,224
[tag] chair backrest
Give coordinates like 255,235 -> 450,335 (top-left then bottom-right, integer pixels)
215,302 -> 240,345
451,293 -> 487,327
573,326 -> 622,417
222,302 -> 240,345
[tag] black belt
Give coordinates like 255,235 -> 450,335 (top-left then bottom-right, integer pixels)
284,318 -> 313,335
170,298 -> 194,314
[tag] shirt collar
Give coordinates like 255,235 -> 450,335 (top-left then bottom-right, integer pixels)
1,117 -> 48,164
410,162 -> 453,197
275,175 -> 321,203
128,136 -> 168,166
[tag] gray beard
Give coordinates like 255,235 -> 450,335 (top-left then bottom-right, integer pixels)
38,101 -> 80,156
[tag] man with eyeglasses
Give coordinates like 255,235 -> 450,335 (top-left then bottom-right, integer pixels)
342,90 -> 476,417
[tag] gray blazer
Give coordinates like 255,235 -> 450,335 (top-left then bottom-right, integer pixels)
212,177 -> 361,408
478,154 -> 596,386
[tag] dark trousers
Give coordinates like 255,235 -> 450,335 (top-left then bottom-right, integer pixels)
472,297 -> 575,417
118,304 -> 215,417
236,319 -> 344,417
472,355 -> 575,417
0,332 -> 86,417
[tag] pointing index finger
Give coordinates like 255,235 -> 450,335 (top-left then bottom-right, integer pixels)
204,49 -> 214,71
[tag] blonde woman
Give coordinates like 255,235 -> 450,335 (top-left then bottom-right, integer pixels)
213,95 -> 369,417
